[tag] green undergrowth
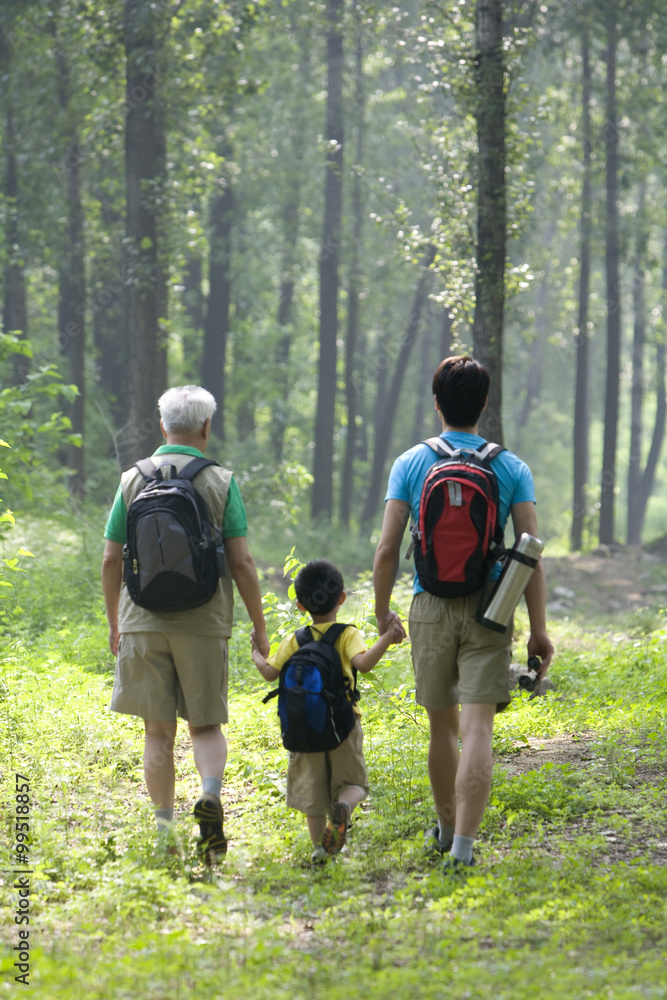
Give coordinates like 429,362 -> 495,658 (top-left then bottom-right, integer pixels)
2,609 -> 667,999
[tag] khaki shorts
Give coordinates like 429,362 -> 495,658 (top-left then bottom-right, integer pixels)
286,718 -> 369,816
110,631 -> 229,727
408,590 -> 512,710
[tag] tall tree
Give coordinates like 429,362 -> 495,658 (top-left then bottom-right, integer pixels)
340,23 -> 365,527
52,16 -> 86,495
311,0 -> 344,521
122,0 -> 166,464
201,145 -> 233,441
472,0 -> 505,442
626,181 -> 648,545
599,6 -> 621,546
570,27 -> 593,551
0,23 -> 28,384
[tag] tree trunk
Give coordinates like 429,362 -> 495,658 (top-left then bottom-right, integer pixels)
340,26 -> 365,527
599,9 -> 621,546
472,0 -> 505,444
635,231 -> 667,539
626,181 -> 648,546
201,155 -> 233,442
311,0 -> 344,522
571,30 -> 592,552
122,0 -> 165,465
361,246 -> 435,530
0,26 -> 28,384
53,23 -> 86,495
271,42 -> 309,461
515,224 -> 555,452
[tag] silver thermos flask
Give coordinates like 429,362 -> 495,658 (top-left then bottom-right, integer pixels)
476,533 -> 544,633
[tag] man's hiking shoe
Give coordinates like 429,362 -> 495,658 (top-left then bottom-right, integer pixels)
442,853 -> 476,876
310,844 -> 329,865
193,795 -> 227,864
321,801 -> 351,856
424,823 -> 451,856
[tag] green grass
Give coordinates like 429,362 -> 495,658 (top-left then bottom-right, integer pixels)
1,521 -> 667,998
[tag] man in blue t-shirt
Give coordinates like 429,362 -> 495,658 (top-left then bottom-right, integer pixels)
372,356 -> 554,871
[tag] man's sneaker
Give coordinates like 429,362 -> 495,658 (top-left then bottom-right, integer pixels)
310,844 -> 329,865
424,823 -> 451,856
193,795 -> 227,864
321,801 -> 351,856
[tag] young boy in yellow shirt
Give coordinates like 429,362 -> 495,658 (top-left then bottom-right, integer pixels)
252,559 -> 403,863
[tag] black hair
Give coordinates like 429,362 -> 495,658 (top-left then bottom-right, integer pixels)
432,355 -> 490,428
294,559 -> 344,615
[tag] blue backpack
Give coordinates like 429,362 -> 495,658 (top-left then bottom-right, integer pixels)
262,624 -> 358,753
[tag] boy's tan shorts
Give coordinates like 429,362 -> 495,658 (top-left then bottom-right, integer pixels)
110,631 -> 229,726
408,590 -> 512,710
286,718 -> 369,816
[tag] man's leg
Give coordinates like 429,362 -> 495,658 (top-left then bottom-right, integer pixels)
449,702 -> 496,863
426,705 -> 460,848
190,723 -> 228,862
144,719 -> 178,812
190,723 -> 227,783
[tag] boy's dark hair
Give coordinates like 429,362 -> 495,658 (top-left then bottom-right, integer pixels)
294,559 -> 344,615
432,355 -> 490,429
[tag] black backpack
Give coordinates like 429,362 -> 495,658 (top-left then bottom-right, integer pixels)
123,457 -> 224,613
262,624 -> 359,753
411,437 -> 506,598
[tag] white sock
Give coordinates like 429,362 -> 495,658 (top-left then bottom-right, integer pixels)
451,834 -> 475,865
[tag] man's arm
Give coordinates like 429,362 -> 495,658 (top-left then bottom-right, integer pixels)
372,499 -> 411,638
101,539 -> 123,656
225,536 -> 269,657
510,501 -> 554,677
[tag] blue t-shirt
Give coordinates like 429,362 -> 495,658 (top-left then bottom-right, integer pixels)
385,431 -> 536,594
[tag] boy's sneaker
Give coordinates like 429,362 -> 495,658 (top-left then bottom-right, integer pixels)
310,844 -> 329,865
424,823 -> 451,856
193,795 -> 227,864
321,801 -> 351,856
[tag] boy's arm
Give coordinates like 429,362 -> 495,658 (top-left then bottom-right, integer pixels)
351,622 -> 403,674
250,634 -> 280,682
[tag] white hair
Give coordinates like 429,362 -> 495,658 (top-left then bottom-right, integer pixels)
158,385 -> 217,433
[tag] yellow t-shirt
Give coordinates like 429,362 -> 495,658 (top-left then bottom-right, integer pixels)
268,621 -> 368,716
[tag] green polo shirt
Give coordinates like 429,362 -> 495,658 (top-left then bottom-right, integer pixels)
104,445 -> 247,543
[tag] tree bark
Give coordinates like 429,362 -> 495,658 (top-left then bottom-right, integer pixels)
201,168 -> 233,442
271,41 -> 309,461
571,29 -> 592,552
53,23 -> 86,495
599,8 -> 621,546
0,25 -> 28,384
361,246 -> 435,530
626,181 -> 648,545
122,0 -> 165,465
340,26 -> 365,527
311,0 -> 344,521
635,231 -> 667,540
472,0 -> 505,444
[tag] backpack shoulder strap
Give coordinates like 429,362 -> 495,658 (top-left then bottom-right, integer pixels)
423,436 -> 455,459
135,458 -> 158,483
319,622 -> 350,647
178,457 -> 220,482
294,625 -> 314,648
476,441 -> 505,463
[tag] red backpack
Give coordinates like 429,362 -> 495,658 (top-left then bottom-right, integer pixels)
411,437 -> 506,597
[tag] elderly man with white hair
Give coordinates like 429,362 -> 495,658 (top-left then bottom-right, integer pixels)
101,385 -> 269,863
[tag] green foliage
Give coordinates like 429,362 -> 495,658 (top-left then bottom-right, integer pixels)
3,530 -> 667,997
0,335 -> 81,508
